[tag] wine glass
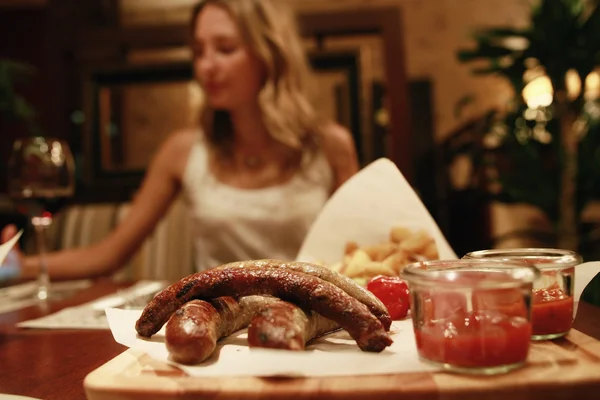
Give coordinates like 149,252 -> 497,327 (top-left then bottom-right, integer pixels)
7,137 -> 75,301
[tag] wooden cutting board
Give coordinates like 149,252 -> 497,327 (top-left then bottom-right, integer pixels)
84,329 -> 600,400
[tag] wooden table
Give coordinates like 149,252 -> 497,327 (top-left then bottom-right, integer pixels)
1,280 -> 600,400
0,280 -> 129,400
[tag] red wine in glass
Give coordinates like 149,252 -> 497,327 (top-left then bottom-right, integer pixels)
10,189 -> 73,219
7,137 -> 75,301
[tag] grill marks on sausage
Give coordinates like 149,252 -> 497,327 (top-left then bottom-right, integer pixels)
214,260 -> 391,330
165,296 -> 276,364
136,266 -> 392,352
165,300 -> 219,365
247,300 -> 341,351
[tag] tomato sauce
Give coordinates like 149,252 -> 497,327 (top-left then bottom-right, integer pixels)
532,283 -> 573,336
473,288 -> 527,317
423,292 -> 467,321
415,311 -> 532,368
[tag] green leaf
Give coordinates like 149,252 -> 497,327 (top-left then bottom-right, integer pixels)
0,59 -> 36,86
454,95 -> 476,119
471,67 -> 502,75
457,45 -> 516,62
0,58 -> 38,134
581,4 -> 600,50
563,0 -> 586,15
469,27 -> 529,44
13,96 -> 35,119
0,59 -> 36,74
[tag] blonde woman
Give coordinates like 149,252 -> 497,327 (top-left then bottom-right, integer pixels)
0,0 -> 359,280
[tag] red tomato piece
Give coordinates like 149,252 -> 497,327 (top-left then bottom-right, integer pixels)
367,275 -> 410,320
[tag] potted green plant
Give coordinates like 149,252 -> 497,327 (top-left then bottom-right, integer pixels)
455,0 -> 600,256
0,58 -> 39,134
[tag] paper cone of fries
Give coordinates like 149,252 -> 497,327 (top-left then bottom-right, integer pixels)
296,158 -> 457,283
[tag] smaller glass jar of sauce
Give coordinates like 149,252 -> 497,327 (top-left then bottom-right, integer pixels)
463,248 -> 581,340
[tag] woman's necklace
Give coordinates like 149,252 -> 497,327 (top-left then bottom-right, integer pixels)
243,155 -> 263,169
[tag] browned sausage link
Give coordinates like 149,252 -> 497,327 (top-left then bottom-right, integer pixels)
135,266 -> 393,352
214,260 -> 391,330
165,300 -> 219,364
247,300 -> 340,351
165,296 -> 276,364
211,295 -> 277,335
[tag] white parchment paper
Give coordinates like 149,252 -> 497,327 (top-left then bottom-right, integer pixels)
106,309 -> 435,377
297,158 -> 457,264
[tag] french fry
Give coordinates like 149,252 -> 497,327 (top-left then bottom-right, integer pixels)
343,249 -> 372,277
339,254 -> 353,274
390,226 -> 412,244
382,250 -> 409,275
331,225 -> 440,281
422,242 -> 439,260
328,261 -> 344,273
344,241 -> 359,255
399,229 -> 432,254
346,261 -> 396,278
363,242 -> 398,262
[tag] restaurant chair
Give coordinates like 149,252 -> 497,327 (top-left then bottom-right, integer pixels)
47,196 -> 195,283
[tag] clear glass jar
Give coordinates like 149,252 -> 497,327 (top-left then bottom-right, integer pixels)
463,248 -> 581,340
402,259 -> 539,375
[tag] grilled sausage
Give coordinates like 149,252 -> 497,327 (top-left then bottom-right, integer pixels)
165,296 -> 275,364
214,259 -> 391,330
247,300 -> 340,350
136,264 -> 393,352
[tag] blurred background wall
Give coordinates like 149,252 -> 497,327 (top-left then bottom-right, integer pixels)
3,0 -> 593,257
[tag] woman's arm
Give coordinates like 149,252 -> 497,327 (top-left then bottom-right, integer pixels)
320,123 -> 360,191
20,130 -> 197,280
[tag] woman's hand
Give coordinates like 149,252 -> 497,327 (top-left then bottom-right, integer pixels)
0,224 -> 24,282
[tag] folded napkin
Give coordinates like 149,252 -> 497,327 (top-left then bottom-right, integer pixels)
17,280 -> 167,330
0,229 -> 22,267
0,230 -> 24,283
574,261 -> 600,313
0,279 -> 92,315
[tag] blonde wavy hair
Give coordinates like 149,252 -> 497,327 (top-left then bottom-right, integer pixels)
191,0 -> 322,155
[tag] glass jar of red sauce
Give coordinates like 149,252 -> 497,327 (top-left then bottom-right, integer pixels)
402,259 -> 539,375
463,249 -> 581,340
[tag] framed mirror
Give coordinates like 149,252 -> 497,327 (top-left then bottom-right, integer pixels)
82,62 -> 198,190
308,50 -> 363,163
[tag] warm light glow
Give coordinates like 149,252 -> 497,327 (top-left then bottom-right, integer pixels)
522,69 -> 598,108
585,71 -> 600,100
501,37 -> 530,51
566,69 -> 582,100
522,75 -> 553,108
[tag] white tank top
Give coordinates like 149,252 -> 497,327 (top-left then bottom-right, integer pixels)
181,136 -> 334,271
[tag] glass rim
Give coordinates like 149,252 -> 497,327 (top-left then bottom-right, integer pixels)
463,248 -> 581,269
401,258 -> 540,289
11,137 -> 73,158
13,136 -> 66,144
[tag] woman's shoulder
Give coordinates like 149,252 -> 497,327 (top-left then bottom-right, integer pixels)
314,122 -> 359,190
158,128 -> 210,161
317,122 -> 357,166
163,128 -> 203,151
154,128 -> 206,179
